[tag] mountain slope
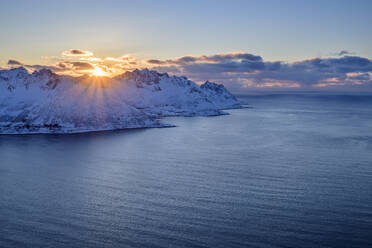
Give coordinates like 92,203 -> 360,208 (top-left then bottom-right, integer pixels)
0,67 -> 241,134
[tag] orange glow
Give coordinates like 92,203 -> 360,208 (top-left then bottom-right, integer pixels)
90,67 -> 107,76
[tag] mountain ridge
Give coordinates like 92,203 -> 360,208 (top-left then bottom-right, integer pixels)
0,67 -> 242,134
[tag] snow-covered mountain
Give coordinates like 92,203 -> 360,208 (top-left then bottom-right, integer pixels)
0,67 -> 242,134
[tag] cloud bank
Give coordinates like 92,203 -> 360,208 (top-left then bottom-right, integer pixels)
147,52 -> 372,92
4,50 -> 372,92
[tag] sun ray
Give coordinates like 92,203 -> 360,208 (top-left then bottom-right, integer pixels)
90,67 -> 107,76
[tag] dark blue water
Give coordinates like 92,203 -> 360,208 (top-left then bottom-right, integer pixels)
1,94 -> 372,248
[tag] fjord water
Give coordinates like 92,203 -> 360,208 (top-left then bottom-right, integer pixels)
1,94 -> 372,248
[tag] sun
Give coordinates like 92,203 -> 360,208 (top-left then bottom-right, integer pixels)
90,67 -> 107,76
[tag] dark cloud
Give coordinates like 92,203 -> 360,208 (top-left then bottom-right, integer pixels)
182,60 -> 265,74
337,50 -> 353,56
8,59 -> 23,65
294,56 -> 372,73
70,49 -> 86,55
62,49 -> 93,56
147,59 -> 166,65
149,53 -> 372,91
68,62 -> 94,70
56,62 -> 68,69
207,53 -> 262,62
146,52 -> 263,66
54,61 -> 94,70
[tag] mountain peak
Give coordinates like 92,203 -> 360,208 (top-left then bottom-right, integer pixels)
116,68 -> 162,85
201,80 -> 224,89
8,66 -> 29,75
32,68 -> 56,78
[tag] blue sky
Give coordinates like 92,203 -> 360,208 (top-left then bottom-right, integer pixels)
1,0 -> 372,91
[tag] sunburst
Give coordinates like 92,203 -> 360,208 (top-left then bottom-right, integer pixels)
90,67 -> 107,76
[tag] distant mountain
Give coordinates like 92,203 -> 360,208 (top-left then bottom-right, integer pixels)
0,67 -> 242,134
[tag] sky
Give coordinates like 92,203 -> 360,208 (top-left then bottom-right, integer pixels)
1,0 -> 372,92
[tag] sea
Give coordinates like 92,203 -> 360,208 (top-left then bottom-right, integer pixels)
1,93 -> 372,248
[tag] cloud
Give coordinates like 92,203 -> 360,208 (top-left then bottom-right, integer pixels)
330,50 -> 357,57
61,49 -> 93,57
335,50 -> 354,56
8,59 -> 23,65
47,55 -> 139,76
148,52 -> 372,91
70,62 -> 94,70
57,61 -> 94,70
146,52 -> 263,66
7,51 -> 372,92
147,59 -> 165,65
26,64 -> 62,71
